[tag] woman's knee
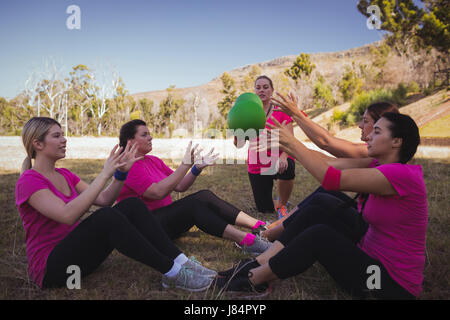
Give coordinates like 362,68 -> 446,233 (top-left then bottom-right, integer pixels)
191,189 -> 215,200
89,207 -> 126,227
307,192 -> 346,210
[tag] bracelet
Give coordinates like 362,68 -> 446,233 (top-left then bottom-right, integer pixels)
321,166 -> 341,191
114,169 -> 128,181
190,165 -> 202,177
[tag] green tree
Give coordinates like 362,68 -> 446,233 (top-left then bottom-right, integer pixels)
217,72 -> 237,130
357,0 -> 450,54
158,86 -> 185,137
313,74 -> 336,109
338,64 -> 364,102
240,65 -> 262,92
284,53 -> 316,83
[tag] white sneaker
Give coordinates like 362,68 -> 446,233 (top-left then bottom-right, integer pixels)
183,256 -> 217,278
162,264 -> 213,292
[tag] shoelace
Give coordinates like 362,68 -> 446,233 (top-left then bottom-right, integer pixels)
179,265 -> 194,288
189,256 -> 202,267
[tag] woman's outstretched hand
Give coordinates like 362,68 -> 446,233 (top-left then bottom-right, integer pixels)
102,142 -> 143,178
117,141 -> 144,173
195,147 -> 220,169
182,141 -> 200,167
252,117 -> 297,157
271,92 -> 305,119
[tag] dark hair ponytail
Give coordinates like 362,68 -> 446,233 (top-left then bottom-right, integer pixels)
382,112 -> 420,164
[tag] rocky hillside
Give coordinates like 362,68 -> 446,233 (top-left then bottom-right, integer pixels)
132,40 -> 439,110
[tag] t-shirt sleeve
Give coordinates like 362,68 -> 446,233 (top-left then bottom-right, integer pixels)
376,163 -> 419,197
15,172 -> 49,207
156,157 -> 174,176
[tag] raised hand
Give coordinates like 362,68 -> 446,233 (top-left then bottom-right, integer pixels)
251,117 -> 296,157
182,141 -> 200,167
195,147 -> 220,169
271,92 -> 305,118
101,144 -> 125,178
116,141 -> 144,173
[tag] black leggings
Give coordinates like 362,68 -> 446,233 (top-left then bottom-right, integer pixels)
248,158 -> 296,213
42,197 -> 182,288
268,193 -> 414,299
152,190 -> 241,239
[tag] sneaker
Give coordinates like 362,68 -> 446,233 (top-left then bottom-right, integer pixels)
183,256 -> 217,278
217,259 -> 259,279
236,235 -> 272,257
277,205 -> 289,220
162,265 -> 213,292
222,272 -> 271,299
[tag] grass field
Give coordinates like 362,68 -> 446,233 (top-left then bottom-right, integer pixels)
0,158 -> 449,300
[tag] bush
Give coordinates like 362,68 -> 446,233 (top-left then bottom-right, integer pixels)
341,88 -> 398,126
313,76 -> 336,109
408,81 -> 420,93
331,109 -> 346,123
392,82 -> 408,105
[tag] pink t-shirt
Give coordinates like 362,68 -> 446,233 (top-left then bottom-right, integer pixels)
117,155 -> 174,211
15,168 -> 80,288
358,163 -> 428,297
247,106 -> 294,174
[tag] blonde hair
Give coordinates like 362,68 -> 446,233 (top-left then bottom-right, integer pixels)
21,117 -> 61,174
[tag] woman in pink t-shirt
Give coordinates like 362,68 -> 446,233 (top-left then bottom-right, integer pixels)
218,113 -> 427,299
263,99 -> 400,239
15,117 -> 218,292
117,119 -> 272,256
235,76 -> 296,219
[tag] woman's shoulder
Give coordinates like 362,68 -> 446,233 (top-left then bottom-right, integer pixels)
378,162 -> 423,174
376,163 -> 425,195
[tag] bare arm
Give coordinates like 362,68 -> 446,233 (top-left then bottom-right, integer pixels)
266,118 -> 396,196
28,145 -> 131,225
272,92 -> 369,158
142,141 -> 198,200
74,142 -> 143,207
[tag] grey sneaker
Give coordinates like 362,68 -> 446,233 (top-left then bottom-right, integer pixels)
162,265 -> 213,292
236,235 -> 272,257
183,256 -> 218,278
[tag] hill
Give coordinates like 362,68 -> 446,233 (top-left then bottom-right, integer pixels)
296,89 -> 449,144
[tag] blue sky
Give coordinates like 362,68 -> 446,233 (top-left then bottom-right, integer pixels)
0,0 -> 385,99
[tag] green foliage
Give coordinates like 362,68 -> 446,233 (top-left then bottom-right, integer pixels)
357,0 -> 450,54
313,75 -> 336,109
240,65 -> 262,93
330,108 -> 346,123
158,86 -> 185,137
284,53 -> 316,83
338,65 -> 364,102
408,80 -> 420,93
341,83 -> 410,125
217,72 -> 237,130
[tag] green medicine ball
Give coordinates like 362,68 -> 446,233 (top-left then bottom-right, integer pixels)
227,93 -> 266,135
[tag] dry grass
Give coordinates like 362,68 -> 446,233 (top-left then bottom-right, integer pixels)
0,158 -> 448,300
